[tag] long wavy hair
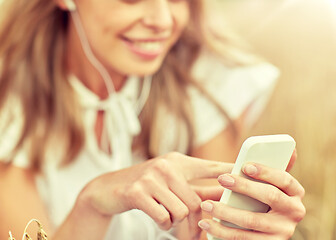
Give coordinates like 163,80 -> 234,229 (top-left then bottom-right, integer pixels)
0,0 -> 259,171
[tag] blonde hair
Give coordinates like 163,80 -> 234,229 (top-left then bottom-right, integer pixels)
0,0 -> 258,170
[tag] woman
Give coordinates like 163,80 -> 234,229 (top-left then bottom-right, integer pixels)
0,0 -> 305,239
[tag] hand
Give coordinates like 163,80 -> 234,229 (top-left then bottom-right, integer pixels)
198,163 -> 305,240
79,152 -> 233,240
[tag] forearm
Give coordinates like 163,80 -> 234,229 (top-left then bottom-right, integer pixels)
53,196 -> 113,240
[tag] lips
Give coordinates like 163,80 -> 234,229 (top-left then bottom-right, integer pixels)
130,41 -> 163,52
121,36 -> 166,59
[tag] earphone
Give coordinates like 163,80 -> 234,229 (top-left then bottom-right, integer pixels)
64,0 -> 76,11
65,0 -> 152,157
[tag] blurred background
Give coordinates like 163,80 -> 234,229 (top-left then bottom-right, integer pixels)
0,0 -> 334,239
205,0 -> 336,239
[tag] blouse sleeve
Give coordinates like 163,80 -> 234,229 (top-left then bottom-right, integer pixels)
0,97 -> 30,168
190,52 -> 280,147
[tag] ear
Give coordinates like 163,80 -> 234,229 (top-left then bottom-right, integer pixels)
55,0 -> 77,11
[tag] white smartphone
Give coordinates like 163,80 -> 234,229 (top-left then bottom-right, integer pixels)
207,134 -> 296,240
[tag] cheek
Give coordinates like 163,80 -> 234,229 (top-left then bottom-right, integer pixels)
81,2 -> 128,39
88,14 -> 124,48
174,5 -> 191,31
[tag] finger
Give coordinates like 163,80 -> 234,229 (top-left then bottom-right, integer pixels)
152,187 -> 189,225
135,194 -> 172,230
192,185 -> 224,201
188,210 -> 202,240
167,172 -> 202,239
242,163 -> 305,198
200,200 -> 288,234
165,152 -> 233,180
198,219 -> 271,240
218,174 -> 298,213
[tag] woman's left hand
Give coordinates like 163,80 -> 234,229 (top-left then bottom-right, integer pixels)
198,163 -> 306,240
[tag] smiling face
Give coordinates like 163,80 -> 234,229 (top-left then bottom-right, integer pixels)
68,0 -> 191,78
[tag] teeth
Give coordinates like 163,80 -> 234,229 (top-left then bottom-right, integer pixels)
132,41 -> 162,52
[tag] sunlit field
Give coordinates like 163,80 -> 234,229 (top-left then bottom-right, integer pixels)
207,0 -> 336,239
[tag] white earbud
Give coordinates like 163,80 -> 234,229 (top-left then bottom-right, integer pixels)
64,0 -> 76,11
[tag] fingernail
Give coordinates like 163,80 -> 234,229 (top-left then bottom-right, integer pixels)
198,220 -> 210,230
244,164 -> 258,176
201,201 -> 213,212
218,174 -> 235,187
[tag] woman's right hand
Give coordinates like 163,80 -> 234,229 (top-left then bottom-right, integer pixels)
79,152 -> 232,239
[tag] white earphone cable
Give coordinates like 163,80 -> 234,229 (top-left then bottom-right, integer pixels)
135,75 -> 152,115
70,9 -> 152,116
69,7 -> 152,160
70,10 -> 116,95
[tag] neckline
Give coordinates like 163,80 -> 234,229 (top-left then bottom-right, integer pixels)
69,75 -> 141,105
68,75 -> 152,164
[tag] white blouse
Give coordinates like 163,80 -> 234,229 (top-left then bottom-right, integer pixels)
0,53 -> 279,240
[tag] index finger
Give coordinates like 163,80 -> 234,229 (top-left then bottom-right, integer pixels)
168,153 -> 233,180
242,162 -> 305,198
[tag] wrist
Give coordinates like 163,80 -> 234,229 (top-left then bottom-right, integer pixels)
74,179 -> 113,218
53,185 -> 112,240
76,175 -> 125,217
75,186 -> 112,219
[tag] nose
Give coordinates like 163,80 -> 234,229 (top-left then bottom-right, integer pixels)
142,0 -> 174,32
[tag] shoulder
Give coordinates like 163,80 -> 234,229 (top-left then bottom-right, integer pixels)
191,50 -> 279,97
189,51 -> 280,146
190,50 -> 279,117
